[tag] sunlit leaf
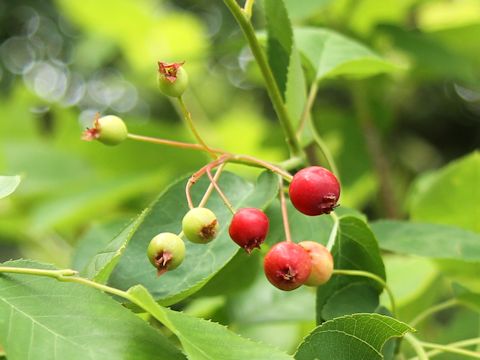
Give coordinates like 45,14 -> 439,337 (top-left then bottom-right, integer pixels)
0,176 -> 21,199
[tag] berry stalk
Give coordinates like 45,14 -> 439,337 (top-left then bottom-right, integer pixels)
206,167 -> 236,214
199,163 -> 227,208
278,177 -> 292,243
178,96 -> 217,159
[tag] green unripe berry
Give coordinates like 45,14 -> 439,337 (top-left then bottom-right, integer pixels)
96,115 -> 128,145
147,232 -> 185,276
82,114 -> 128,146
182,207 -> 219,244
157,61 -> 189,98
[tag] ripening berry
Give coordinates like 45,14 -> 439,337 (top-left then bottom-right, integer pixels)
289,166 -> 340,216
298,241 -> 334,286
147,232 -> 185,276
157,61 -> 189,97
229,208 -> 269,253
82,114 -> 128,146
182,207 -> 219,244
263,241 -> 312,291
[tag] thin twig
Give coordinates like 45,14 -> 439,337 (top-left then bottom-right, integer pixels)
332,268 -> 396,317
326,211 -> 339,251
178,96 -> 217,159
199,163 -> 227,208
296,81 -> 318,137
206,167 -> 236,214
278,177 -> 292,243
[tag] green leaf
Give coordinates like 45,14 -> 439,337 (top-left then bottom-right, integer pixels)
71,218 -> 131,271
83,210 -> 149,283
408,151 -> 480,233
128,285 -> 294,360
229,266 -> 315,324
321,283 -> 379,319
294,27 -> 397,82
372,220 -> 480,261
0,260 -> 185,360
0,176 -> 21,199
294,313 -> 414,360
285,47 -> 313,145
110,171 -> 279,305
317,216 -> 386,322
452,283 -> 480,312
265,0 -> 293,100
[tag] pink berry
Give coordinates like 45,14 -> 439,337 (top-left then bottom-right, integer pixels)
298,241 -> 334,286
229,208 -> 269,253
289,166 -> 340,216
263,241 -> 312,291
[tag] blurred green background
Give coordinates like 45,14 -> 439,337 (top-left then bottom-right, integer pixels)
0,0 -> 479,356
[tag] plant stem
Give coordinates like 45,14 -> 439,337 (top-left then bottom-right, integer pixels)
309,117 -> 340,178
199,163 -> 227,207
232,154 -> 293,181
404,334 -> 429,360
206,167 -> 236,214
222,0 -> 303,158
127,133 -> 293,180
177,96 -> 217,159
410,299 -> 459,328
326,211 -> 339,251
0,266 -> 134,303
332,268 -> 396,317
297,81 -> 318,137
420,341 -> 480,359
278,156 -> 305,171
127,133 -> 220,153
421,338 -> 480,359
186,155 -> 231,210
278,177 -> 292,243
243,0 -> 255,18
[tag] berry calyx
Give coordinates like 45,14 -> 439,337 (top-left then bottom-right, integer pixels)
298,241 -> 334,286
263,241 -> 312,291
228,208 -> 269,253
182,207 -> 219,244
289,166 -> 340,216
157,61 -> 189,98
147,232 -> 185,276
82,114 -> 128,146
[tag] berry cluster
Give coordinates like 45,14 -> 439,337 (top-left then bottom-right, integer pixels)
82,61 -> 340,292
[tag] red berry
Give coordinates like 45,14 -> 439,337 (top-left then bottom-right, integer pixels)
228,208 -> 269,253
289,166 -> 340,216
263,241 -> 312,291
298,241 -> 334,286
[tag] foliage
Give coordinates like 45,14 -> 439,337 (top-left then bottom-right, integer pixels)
0,0 -> 479,359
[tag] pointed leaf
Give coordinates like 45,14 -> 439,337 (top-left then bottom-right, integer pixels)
110,171 -> 279,305
317,216 -> 386,322
83,210 -> 149,283
265,0 -> 293,100
0,260 -> 185,360
408,151 -> 480,233
295,313 -> 414,360
128,285 -> 294,360
294,27 -> 397,82
372,220 -> 480,261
